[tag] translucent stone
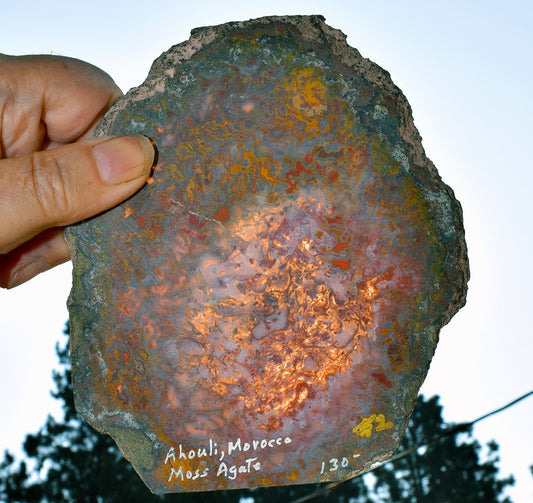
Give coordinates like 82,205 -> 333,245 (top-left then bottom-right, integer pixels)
65,15 -> 468,494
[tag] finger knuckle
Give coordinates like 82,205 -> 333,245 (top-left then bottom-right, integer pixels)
28,151 -> 72,223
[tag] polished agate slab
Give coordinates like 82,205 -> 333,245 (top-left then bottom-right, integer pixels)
66,15 -> 468,493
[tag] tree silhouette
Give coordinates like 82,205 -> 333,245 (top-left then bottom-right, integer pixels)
0,324 -> 514,502
369,395 -> 515,502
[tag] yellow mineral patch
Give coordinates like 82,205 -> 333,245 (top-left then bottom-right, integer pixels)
287,67 -> 327,118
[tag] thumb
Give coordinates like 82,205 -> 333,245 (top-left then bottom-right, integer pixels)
0,134 -> 155,255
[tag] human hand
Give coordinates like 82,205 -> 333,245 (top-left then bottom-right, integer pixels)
0,54 -> 155,288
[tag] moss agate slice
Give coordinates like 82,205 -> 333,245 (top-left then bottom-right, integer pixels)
65,15 -> 468,494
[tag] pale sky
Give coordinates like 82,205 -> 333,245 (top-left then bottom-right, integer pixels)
1,1 -> 532,501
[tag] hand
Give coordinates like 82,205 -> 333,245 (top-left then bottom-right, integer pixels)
0,54 -> 155,288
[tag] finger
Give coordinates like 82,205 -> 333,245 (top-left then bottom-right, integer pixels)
0,54 -> 122,157
39,56 -> 123,142
0,228 -> 69,289
0,134 -> 155,255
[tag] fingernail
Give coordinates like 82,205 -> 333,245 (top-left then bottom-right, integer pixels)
92,134 -> 155,186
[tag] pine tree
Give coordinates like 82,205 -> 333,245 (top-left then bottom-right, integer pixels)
369,395 -> 515,503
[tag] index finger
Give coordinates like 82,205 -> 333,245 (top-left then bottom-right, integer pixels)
0,54 -> 122,157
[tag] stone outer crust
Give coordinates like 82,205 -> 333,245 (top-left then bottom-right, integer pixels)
66,15 -> 469,494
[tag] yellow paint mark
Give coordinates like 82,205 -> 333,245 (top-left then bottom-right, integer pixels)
353,415 -> 375,438
374,414 -> 394,432
353,413 -> 394,438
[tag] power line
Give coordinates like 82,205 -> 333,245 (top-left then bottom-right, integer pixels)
290,390 -> 533,503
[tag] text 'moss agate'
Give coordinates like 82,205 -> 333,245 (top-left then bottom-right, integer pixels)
65,15 -> 469,494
